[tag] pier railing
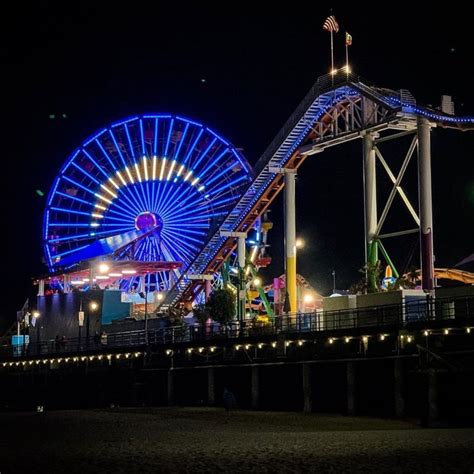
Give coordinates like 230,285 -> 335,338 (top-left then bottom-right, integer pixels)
1,294 -> 472,360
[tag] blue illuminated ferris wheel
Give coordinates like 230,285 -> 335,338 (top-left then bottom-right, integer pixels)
44,114 -> 252,290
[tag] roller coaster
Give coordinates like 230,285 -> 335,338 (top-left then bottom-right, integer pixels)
40,69 -> 474,316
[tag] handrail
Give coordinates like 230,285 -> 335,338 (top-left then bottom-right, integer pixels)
1,295 -> 471,360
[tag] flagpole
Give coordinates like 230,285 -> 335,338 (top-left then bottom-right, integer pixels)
330,30 -> 334,73
345,40 -> 349,79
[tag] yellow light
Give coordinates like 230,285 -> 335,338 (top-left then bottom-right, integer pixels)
134,163 -> 142,182
109,273 -> 123,277
271,342 -> 277,348
345,65 -> 351,73
143,156 -> 149,181
407,336 -> 413,343
329,338 -> 334,344
424,330 -> 429,336
210,347 -> 216,352
362,336 -> 368,343
33,311 -> 40,318
89,356 -> 94,361
330,69 -> 338,75
198,347 -> 204,353
122,269 -> 136,275
152,155 -> 157,180
157,293 -> 164,301
115,354 -> 121,359
258,343 -> 263,349
245,344 -> 251,350
298,340 -> 304,346
108,177 -> 119,190
134,352 -> 140,358
166,349 -> 172,356
235,345 -> 241,350
250,246 -> 258,263
467,328 -> 471,334
296,238 -> 305,249
285,341 -> 291,347
116,170 -> 127,186
89,301 -> 98,311
380,335 -> 385,341
98,263 -> 110,273
187,348 -> 193,354
125,353 -> 130,358
444,329 -> 449,335
303,294 -> 314,304
100,184 -> 118,198
345,337 -> 350,343
253,277 -> 262,287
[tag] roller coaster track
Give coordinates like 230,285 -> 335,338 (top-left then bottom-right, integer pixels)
160,71 -> 474,308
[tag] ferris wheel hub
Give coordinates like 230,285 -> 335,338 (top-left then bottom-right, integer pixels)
135,211 -> 162,232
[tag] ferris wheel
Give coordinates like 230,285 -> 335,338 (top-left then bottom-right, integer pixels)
44,114 -> 253,290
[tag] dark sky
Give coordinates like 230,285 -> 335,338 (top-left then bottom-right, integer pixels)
2,2 -> 474,330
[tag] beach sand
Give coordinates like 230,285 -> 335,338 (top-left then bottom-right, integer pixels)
1,407 -> 473,473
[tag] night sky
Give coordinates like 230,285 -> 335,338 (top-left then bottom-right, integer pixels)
2,2 -> 473,331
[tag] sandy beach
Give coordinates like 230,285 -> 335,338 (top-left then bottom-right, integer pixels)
1,408 -> 473,473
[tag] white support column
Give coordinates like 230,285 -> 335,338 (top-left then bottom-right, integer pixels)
38,279 -> 45,297
220,231 -> 247,321
363,132 -> 378,265
417,117 -> 434,291
284,170 -> 297,314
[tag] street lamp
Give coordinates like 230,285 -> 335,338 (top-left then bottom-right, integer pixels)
33,311 -> 40,355
87,301 -> 98,348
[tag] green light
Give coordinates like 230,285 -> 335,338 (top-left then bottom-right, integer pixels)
36,189 -> 44,197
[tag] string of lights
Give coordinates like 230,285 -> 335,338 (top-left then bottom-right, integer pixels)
1,326 -> 471,369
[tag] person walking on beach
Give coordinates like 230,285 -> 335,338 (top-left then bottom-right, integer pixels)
223,388 -> 236,415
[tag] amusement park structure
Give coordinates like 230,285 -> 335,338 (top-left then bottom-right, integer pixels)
39,69 -> 474,320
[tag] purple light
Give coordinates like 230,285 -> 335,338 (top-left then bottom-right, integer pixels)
135,211 -> 162,231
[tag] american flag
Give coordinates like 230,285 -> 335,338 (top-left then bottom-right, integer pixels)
323,15 -> 339,33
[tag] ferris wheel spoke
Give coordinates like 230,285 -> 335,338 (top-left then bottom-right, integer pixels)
95,138 -> 119,171
206,174 -> 248,199
173,122 -> 190,160
160,229 -> 201,256
191,137 -> 217,171
161,226 -> 204,248
198,148 -> 232,183
160,233 -> 192,266
164,225 -> 206,237
117,186 -> 145,216
181,128 -> 204,166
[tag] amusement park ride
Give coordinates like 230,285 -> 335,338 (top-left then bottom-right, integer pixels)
37,69 -> 474,322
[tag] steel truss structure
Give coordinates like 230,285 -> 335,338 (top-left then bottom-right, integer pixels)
160,70 -> 474,308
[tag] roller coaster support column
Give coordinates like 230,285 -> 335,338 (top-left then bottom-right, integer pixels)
417,117 -> 435,291
363,132 -> 378,291
285,169 -> 297,314
221,231 -> 247,321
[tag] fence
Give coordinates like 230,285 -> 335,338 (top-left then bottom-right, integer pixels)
1,295 -> 472,360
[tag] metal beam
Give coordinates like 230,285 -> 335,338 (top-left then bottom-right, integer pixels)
375,136 -> 418,237
378,228 -> 419,239
375,147 -> 420,226
375,129 -> 416,145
